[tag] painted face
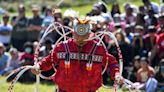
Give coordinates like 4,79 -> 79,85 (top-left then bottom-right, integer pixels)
73,32 -> 89,47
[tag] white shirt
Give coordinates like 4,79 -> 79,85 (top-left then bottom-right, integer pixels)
0,23 -> 13,44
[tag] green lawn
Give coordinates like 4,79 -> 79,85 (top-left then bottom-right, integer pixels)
1,0 -> 160,17
0,76 -> 143,92
0,76 -> 128,92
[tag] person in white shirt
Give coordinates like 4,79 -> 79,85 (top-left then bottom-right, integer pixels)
0,13 -> 12,46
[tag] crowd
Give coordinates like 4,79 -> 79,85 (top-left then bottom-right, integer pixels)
0,0 -> 163,91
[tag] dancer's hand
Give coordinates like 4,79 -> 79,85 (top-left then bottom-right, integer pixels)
31,64 -> 41,75
114,73 -> 123,85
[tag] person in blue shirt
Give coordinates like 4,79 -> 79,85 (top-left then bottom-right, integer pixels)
142,0 -> 159,14
0,43 -> 10,75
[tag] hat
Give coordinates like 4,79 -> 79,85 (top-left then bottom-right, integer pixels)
32,5 -> 39,11
18,4 -> 25,12
135,25 -> 144,30
134,55 -> 140,61
158,13 -> 164,19
9,48 -> 17,52
125,24 -> 131,28
52,8 -> 61,14
140,57 -> 149,63
114,22 -> 121,27
161,59 -> 164,63
148,25 -> 156,32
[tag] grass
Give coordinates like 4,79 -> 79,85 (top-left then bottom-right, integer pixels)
0,76 -> 129,92
36,0 -> 160,15
0,0 -> 161,17
0,76 -> 140,92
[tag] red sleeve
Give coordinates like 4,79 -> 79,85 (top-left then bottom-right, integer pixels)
103,53 -> 119,80
38,46 -> 59,71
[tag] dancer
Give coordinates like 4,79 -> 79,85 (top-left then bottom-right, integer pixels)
31,18 -> 122,92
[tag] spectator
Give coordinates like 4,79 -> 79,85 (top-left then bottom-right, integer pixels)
1,48 -> 20,75
123,4 -> 136,24
132,57 -> 157,92
39,7 -> 55,39
51,7 -> 63,43
155,59 -> 164,91
156,31 -> 164,61
0,42 -> 10,75
41,5 -> 48,17
143,25 -> 157,52
129,55 -> 141,82
142,0 -> 159,14
124,24 -> 133,43
108,31 -> 133,78
149,26 -> 164,67
41,7 -> 53,29
63,17 -> 71,28
91,4 -> 102,16
132,25 -> 144,56
27,5 -> 43,42
112,14 -> 125,31
111,3 -> 121,18
19,42 -> 34,66
19,42 -> 35,83
97,1 -> 107,13
40,38 -> 53,57
88,3 -> 112,23
138,6 -> 147,16
137,57 -> 155,83
7,48 -> 20,68
39,7 -> 54,40
0,13 -> 12,48
52,7 -> 62,23
144,9 -> 158,26
157,14 -> 164,34
11,4 -> 28,51
135,13 -> 146,29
